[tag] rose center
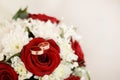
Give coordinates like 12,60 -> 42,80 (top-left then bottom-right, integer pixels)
38,54 -> 50,64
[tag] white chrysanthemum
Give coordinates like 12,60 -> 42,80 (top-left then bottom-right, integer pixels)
71,62 -> 79,68
73,67 -> 89,80
58,38 -> 78,62
14,19 -> 32,27
39,75 -> 57,80
29,20 -> 61,40
0,20 -> 21,60
0,20 -> 15,52
1,25 -> 29,58
11,56 -> 32,80
52,62 -> 72,80
73,67 -> 83,77
58,23 -> 82,41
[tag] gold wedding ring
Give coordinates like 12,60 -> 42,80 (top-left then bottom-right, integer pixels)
30,42 -> 50,55
38,42 -> 50,50
31,46 -> 44,55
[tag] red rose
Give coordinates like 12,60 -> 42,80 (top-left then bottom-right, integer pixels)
0,62 -> 18,80
20,37 -> 60,76
28,14 -> 60,24
71,38 -> 85,66
65,74 -> 80,80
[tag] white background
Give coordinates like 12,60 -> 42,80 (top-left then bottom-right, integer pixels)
0,0 -> 120,80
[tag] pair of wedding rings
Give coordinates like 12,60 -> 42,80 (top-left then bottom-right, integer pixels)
31,42 -> 50,55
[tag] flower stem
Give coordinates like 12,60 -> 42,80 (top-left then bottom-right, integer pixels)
82,67 -> 91,80
86,69 -> 91,80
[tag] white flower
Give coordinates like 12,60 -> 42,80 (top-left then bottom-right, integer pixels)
29,20 -> 61,40
58,23 -> 82,41
0,20 -> 15,52
73,67 -> 89,80
11,56 -> 32,80
71,62 -> 79,68
73,67 -> 83,77
1,25 -> 29,58
58,38 -> 78,62
0,20 -> 15,60
53,62 -> 72,80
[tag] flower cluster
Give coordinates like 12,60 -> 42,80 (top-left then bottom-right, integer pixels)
0,8 -> 90,80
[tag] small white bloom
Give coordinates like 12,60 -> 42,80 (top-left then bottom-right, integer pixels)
73,67 -> 83,77
73,67 -> 87,79
71,62 -> 79,68
40,75 -> 50,80
58,23 -> 82,41
51,61 -> 72,80
31,20 -> 61,40
11,56 -> 32,80
58,39 -> 78,62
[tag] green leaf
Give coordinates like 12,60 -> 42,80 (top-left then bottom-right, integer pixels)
12,7 -> 29,20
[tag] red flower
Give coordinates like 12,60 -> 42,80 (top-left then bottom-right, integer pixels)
71,39 -> 85,66
65,74 -> 80,80
20,37 -> 60,76
0,62 -> 18,80
28,14 -> 60,24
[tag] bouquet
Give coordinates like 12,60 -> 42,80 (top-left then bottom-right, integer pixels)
0,8 -> 90,80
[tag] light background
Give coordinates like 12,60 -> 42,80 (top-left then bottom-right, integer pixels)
0,0 -> 120,80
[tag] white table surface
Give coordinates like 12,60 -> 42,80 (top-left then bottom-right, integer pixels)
0,0 -> 120,80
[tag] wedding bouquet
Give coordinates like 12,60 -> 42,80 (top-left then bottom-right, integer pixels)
0,8 -> 90,80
